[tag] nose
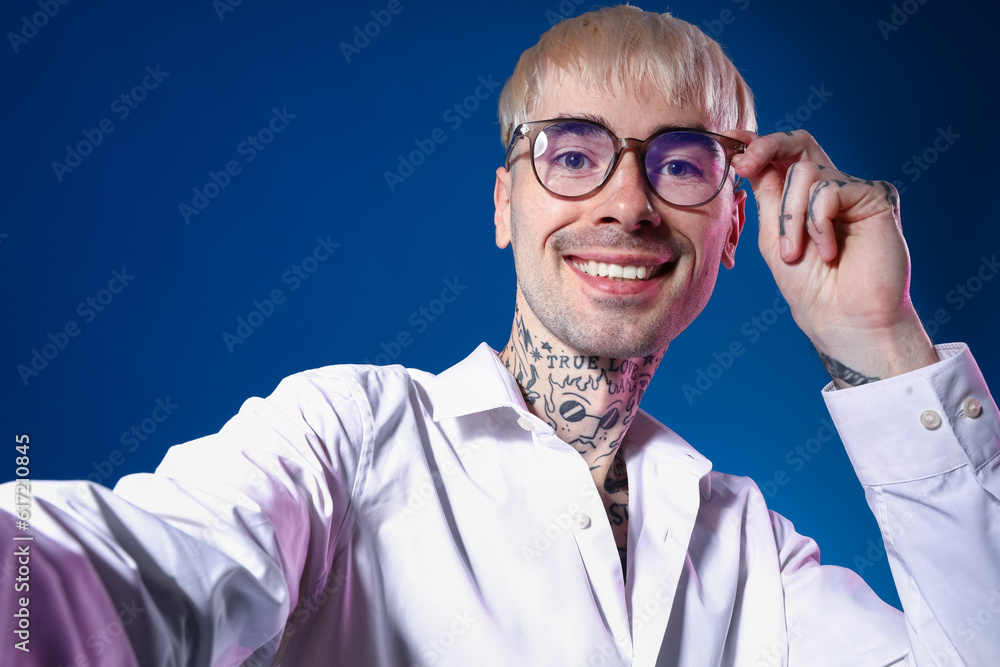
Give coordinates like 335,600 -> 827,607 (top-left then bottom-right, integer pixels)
594,148 -> 661,231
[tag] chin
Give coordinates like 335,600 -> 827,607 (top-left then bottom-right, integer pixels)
552,317 -> 671,359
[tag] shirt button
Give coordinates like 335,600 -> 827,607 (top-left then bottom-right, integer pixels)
962,398 -> 984,419
516,416 -> 535,432
920,410 -> 942,430
573,513 -> 591,529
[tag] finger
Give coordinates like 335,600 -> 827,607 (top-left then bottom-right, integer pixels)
805,180 -> 841,262
805,177 -> 893,262
773,161 -> 822,263
731,130 -> 836,185
726,129 -> 758,148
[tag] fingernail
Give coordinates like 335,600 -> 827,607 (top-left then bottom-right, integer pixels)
779,236 -> 792,257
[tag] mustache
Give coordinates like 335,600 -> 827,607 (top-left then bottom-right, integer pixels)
549,226 -> 683,256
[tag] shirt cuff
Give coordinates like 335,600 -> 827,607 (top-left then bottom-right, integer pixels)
823,343 -> 1000,486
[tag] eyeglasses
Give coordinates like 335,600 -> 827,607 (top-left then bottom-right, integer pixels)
503,118 -> 745,208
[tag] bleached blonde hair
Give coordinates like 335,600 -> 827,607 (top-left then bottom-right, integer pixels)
497,5 -> 757,147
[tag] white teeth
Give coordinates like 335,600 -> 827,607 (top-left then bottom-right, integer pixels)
572,261 -> 658,281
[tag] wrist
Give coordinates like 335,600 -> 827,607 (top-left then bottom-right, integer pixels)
811,316 -> 939,389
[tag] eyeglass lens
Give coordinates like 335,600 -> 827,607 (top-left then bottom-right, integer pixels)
531,121 -> 728,206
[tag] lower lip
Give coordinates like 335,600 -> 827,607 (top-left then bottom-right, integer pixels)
566,260 -> 669,296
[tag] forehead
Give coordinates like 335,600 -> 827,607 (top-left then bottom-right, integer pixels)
529,74 -> 710,138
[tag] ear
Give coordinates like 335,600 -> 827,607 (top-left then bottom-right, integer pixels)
721,186 -> 746,269
494,166 -> 512,249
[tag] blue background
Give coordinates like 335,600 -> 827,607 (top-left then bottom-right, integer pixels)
2,0 -> 998,610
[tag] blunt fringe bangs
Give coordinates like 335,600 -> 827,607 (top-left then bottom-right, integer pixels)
497,5 -> 757,147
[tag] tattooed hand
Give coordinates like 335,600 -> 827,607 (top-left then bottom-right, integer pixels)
729,129 -> 938,388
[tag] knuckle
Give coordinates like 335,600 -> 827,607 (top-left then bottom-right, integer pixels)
798,128 -> 818,144
878,179 -> 898,195
783,128 -> 816,144
789,160 -> 827,182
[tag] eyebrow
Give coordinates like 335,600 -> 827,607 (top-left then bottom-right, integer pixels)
553,112 -> 709,136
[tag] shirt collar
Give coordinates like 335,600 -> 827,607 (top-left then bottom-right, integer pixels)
428,342 -> 528,422
625,410 -> 714,500
427,342 -> 715,499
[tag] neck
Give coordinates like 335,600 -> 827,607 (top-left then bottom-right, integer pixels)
498,300 -> 665,472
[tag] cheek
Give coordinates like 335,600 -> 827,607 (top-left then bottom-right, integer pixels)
694,212 -> 735,266
509,183 -> 573,254
703,226 -> 730,260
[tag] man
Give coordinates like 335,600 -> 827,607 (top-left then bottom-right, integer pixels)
2,6 -> 997,666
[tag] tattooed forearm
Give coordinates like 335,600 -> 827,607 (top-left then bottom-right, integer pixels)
817,350 -> 882,387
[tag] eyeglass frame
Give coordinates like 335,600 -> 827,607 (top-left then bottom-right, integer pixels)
503,118 -> 746,208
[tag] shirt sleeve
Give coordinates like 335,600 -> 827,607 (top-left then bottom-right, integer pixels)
0,367 -> 368,666
822,342 -> 1000,665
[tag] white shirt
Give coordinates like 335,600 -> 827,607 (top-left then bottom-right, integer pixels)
2,342 -> 998,666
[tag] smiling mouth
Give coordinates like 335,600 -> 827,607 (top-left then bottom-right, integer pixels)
570,259 -> 671,281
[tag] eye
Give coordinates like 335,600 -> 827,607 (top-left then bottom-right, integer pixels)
660,160 -> 701,178
554,152 -> 591,170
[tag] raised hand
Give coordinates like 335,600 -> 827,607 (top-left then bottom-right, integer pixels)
729,129 -> 938,387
